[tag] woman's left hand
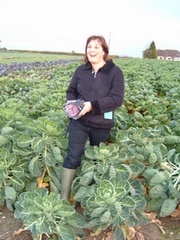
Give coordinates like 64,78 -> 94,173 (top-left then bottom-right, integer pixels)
78,101 -> 92,117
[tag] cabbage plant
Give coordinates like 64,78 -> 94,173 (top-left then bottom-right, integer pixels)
73,143 -> 149,240
143,167 -> 180,217
14,187 -> 86,240
81,178 -> 148,239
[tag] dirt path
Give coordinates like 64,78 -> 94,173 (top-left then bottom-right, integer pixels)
0,204 -> 180,240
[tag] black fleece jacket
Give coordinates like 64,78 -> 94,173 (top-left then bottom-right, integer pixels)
66,59 -> 125,128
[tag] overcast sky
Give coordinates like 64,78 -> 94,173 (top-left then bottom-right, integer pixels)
0,0 -> 180,58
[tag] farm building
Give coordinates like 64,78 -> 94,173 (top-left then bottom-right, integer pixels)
157,49 -> 180,61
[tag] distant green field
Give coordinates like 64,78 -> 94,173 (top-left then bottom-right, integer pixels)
0,50 -> 82,64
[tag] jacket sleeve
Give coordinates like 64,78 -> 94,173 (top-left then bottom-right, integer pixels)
91,67 -> 125,115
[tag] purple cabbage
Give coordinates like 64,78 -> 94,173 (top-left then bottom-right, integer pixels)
63,100 -> 84,119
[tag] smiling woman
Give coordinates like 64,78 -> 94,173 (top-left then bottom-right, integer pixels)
85,35 -> 109,76
61,35 -> 125,201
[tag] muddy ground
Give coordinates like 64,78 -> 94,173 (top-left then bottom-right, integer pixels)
0,204 -> 180,240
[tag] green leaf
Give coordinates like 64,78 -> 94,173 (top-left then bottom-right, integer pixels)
129,161 -> 145,176
84,218 -> 100,228
12,166 -> 24,178
28,156 -> 43,177
35,188 -> 49,198
90,207 -> 106,218
56,223 -> 76,240
133,210 -> 149,226
52,146 -> 63,162
5,186 -> 16,200
134,112 -> 144,121
127,212 -> 139,226
1,126 -> 14,135
12,146 -> 32,156
79,171 -> 94,186
81,161 -> 96,173
97,162 -> 109,174
133,194 -> 146,209
0,148 -> 17,166
174,153 -> 180,165
149,171 -> 170,186
114,225 -> 126,240
116,164 -> 132,180
49,180 -> 59,193
100,211 -> 111,223
6,198 -> 15,211
149,184 -> 168,199
130,179 -> 143,195
43,150 -> 56,166
164,135 -> 180,145
0,135 -> 10,147
45,123 -> 59,135
84,147 -> 96,160
149,152 -> 158,164
121,196 -> 136,209
12,177 -> 25,191
16,134 -> 32,148
146,198 -> 165,212
143,168 -> 158,182
114,202 -> 123,214
159,199 -> 178,217
31,137 -> 45,152
67,212 -> 87,228
60,201 -> 76,217
49,172 -> 61,190
73,186 -> 88,201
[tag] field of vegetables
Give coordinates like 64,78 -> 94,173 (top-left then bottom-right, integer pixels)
0,54 -> 179,240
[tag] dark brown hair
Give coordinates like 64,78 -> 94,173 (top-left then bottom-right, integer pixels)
83,35 -> 109,63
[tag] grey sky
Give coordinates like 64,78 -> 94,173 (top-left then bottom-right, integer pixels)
0,0 -> 180,57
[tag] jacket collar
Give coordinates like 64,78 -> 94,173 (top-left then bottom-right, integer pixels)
84,59 -> 115,74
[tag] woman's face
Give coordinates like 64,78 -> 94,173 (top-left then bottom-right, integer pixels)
86,39 -> 105,64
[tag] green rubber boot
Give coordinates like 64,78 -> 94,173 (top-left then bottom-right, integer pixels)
60,167 -> 76,201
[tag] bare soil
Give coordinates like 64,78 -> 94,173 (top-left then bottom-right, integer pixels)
0,204 -> 179,240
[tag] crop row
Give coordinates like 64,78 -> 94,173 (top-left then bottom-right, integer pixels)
0,59 -> 79,77
0,58 -> 179,240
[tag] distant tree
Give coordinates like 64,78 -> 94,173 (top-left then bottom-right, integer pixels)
143,41 -> 157,59
143,49 -> 152,58
149,41 -> 157,58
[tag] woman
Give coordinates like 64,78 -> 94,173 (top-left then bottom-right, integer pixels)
61,35 -> 125,201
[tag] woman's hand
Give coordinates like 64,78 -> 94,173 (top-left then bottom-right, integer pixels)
78,101 -> 92,117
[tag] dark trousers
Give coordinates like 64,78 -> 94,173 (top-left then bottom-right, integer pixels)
63,119 -> 111,169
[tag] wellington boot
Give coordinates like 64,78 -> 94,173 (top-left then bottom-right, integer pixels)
60,167 -> 76,201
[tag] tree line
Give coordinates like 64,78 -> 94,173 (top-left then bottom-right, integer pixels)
0,39 -> 158,59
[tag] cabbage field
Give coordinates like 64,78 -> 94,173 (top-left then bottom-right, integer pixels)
0,56 -> 179,240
